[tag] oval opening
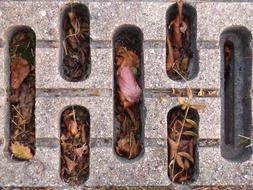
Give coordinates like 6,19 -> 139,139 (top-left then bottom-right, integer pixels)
166,2 -> 198,81
167,106 -> 199,183
7,26 -> 36,161
60,105 -> 90,185
60,3 -> 91,82
113,25 -> 145,161
220,26 -> 252,160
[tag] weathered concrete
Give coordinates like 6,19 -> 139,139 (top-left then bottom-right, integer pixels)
0,0 -> 252,188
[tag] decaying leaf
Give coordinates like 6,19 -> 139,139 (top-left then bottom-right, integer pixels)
10,143 -> 33,160
64,155 -> 77,173
114,33 -> 142,160
10,57 -> 30,89
166,0 -> 192,80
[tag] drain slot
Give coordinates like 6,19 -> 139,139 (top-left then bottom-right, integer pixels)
221,26 -> 252,160
60,3 -> 91,82
60,105 -> 90,185
7,26 -> 36,161
167,106 -> 199,183
113,25 -> 145,160
166,2 -> 198,81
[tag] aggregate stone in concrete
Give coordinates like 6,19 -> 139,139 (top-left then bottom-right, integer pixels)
36,97 -> 113,139
194,147 -> 253,186
144,48 -> 220,89
197,3 -> 253,41
36,48 -> 112,89
0,146 -> 61,187
89,2 -> 169,41
86,146 -> 170,186
144,96 -> 220,139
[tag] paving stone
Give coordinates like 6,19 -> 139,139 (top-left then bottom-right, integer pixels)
144,48 -> 220,89
86,146 -> 170,186
197,3 -> 253,42
89,2 -> 169,41
36,97 -> 113,139
36,48 -> 112,89
144,96 -> 220,139
194,147 -> 253,186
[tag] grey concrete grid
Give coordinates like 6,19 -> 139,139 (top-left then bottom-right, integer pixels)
0,0 -> 252,189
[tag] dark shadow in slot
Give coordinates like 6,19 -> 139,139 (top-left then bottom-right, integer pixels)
220,26 -> 252,161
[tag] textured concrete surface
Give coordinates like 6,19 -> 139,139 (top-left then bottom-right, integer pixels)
0,0 -> 252,189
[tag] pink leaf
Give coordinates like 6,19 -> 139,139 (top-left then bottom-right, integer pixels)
117,66 -> 141,104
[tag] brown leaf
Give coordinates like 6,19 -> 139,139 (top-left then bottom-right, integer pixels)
68,11 -> 78,32
116,47 -> 140,68
10,142 -> 33,160
185,118 -> 198,128
166,38 -> 175,71
173,15 -> 182,48
183,130 -> 198,138
190,103 -> 206,110
176,154 -> 185,169
177,0 -> 183,23
11,57 -> 30,89
64,119 -> 78,136
64,155 -> 77,173
74,145 -> 87,158
168,138 -> 178,160
19,83 -> 35,122
178,151 -> 194,163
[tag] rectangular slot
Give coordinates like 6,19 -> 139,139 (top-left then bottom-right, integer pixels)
113,25 -> 144,160
60,105 -> 90,185
8,27 -> 36,161
221,26 -> 252,160
61,3 -> 91,82
166,2 -> 198,81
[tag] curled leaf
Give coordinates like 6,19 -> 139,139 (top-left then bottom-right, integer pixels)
117,66 -> 142,104
178,151 -> 194,163
186,118 -> 198,128
183,131 -> 198,138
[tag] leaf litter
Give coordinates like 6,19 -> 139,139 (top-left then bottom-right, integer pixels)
60,106 -> 90,185
168,83 -> 205,183
9,30 -> 36,160
114,29 -> 143,159
62,5 -> 90,82
166,0 -> 192,80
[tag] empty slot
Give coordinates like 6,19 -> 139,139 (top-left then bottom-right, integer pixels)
7,26 -> 36,161
60,3 -> 91,82
60,105 -> 90,185
113,25 -> 145,160
167,106 -> 199,183
221,26 -> 252,160
166,2 -> 198,81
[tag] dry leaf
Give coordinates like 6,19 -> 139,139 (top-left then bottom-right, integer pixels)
191,103 -> 206,110
117,66 -> 142,104
11,57 -> 30,89
183,131 -> 198,138
166,38 -> 175,71
178,151 -> 194,163
64,156 -> 77,173
10,143 -> 33,160
186,118 -> 198,128
64,119 -> 78,136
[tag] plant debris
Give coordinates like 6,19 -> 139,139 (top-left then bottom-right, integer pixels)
168,86 -> 205,183
166,0 -> 192,80
9,29 -> 36,160
62,5 -> 90,82
60,106 -> 90,185
114,29 -> 143,160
